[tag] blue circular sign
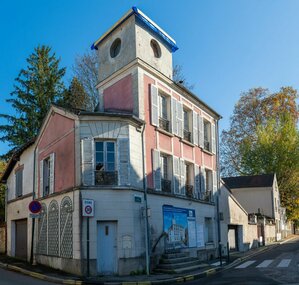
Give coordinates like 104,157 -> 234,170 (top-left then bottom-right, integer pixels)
29,200 -> 42,214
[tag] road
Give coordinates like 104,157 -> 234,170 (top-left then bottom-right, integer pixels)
187,236 -> 299,285
0,267 -> 54,285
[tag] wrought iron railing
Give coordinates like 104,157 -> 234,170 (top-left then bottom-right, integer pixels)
161,178 -> 171,193
95,171 -> 118,185
183,129 -> 191,142
159,117 -> 170,132
186,184 -> 194,198
198,190 -> 213,202
204,140 -> 211,151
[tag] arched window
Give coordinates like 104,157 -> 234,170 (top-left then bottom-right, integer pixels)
60,196 -> 73,258
110,38 -> 121,58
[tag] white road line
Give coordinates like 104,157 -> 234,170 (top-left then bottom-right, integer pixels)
277,259 -> 291,268
211,261 -> 226,266
256,260 -> 274,268
235,260 -> 256,269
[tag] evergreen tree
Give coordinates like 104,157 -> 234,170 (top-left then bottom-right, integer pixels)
61,77 -> 90,110
0,45 -> 66,156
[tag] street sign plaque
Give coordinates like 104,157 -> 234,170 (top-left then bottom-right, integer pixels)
82,199 -> 94,217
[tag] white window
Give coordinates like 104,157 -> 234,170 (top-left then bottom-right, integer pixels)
205,169 -> 213,192
40,153 -> 55,197
160,153 -> 172,193
159,93 -> 171,132
183,108 -> 192,142
15,167 -> 23,197
185,162 -> 194,198
204,120 -> 212,152
95,141 -> 117,185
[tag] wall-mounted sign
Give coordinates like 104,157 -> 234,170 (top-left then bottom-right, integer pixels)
29,200 -> 42,214
82,199 -> 95,217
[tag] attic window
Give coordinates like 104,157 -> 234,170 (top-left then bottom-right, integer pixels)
110,38 -> 121,58
151,39 -> 161,58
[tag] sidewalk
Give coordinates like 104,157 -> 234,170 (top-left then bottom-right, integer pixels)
0,235 -> 297,285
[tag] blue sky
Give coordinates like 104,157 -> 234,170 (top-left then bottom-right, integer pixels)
1,0 -> 299,156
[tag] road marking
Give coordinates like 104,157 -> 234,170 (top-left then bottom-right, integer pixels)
256,260 -> 274,268
211,261 -> 226,266
235,260 -> 256,269
277,259 -> 291,268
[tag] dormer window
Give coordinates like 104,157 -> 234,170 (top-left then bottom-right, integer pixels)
151,39 -> 161,58
110,38 -> 121,58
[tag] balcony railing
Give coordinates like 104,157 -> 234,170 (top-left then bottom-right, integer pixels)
204,140 -> 211,151
95,171 -> 118,186
161,178 -> 171,193
198,190 -> 213,202
186,184 -> 194,198
183,129 -> 191,142
159,117 -> 170,132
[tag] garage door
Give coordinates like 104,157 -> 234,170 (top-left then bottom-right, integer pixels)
15,219 -> 27,260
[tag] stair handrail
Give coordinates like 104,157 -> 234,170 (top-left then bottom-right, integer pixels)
152,231 -> 168,253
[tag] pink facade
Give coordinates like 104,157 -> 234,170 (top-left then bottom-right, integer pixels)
203,152 -> 213,169
103,74 -> 134,112
182,143 -> 193,161
38,113 -> 76,195
159,132 -> 172,153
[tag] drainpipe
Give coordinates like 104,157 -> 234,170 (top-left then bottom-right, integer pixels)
215,118 -> 222,264
30,145 -> 37,265
141,123 -> 150,275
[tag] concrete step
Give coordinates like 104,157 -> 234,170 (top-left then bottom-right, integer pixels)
156,259 -> 202,270
154,263 -> 209,274
160,256 -> 195,264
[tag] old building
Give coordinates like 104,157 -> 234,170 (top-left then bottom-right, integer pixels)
1,7 -> 221,276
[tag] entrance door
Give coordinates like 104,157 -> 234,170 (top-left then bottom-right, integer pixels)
228,225 -> 238,251
97,221 -> 117,274
15,219 -> 27,260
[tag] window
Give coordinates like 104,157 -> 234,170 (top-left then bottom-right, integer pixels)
95,141 -> 117,185
110,38 -> 121,58
183,108 -> 192,142
150,39 -> 161,58
204,217 -> 214,243
160,154 -> 171,193
185,163 -> 194,198
159,93 -> 170,132
43,157 -> 51,196
203,120 -> 212,151
15,167 -> 23,197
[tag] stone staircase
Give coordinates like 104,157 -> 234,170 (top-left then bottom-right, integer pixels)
154,251 -> 209,274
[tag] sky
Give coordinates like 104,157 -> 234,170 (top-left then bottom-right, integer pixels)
1,0 -> 299,156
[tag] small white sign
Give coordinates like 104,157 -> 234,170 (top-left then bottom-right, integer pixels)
82,199 -> 95,217
29,213 -> 41,219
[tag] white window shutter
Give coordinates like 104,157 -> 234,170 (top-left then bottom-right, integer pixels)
151,85 -> 159,127
200,166 -> 206,193
194,164 -> 200,199
213,170 -> 217,194
193,111 -> 199,145
152,149 -> 161,191
81,138 -> 95,186
171,97 -> 178,135
180,159 -> 186,195
172,156 -> 180,194
177,101 -> 183,138
198,115 -> 204,148
40,160 -> 43,197
49,153 -> 55,194
118,138 -> 130,186
211,123 -> 216,154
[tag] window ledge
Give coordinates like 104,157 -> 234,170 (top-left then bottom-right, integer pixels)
202,148 -> 214,155
155,127 -> 174,137
180,138 -> 194,147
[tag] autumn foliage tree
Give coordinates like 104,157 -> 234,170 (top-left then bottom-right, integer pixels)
221,86 -> 299,220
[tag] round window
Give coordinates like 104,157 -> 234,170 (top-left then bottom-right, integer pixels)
150,39 -> 161,58
110,38 -> 121,58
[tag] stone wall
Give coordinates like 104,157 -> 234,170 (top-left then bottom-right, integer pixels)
0,223 -> 6,253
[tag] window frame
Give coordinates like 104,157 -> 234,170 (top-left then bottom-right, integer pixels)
95,140 -> 116,172
158,91 -> 171,132
183,107 -> 192,142
203,119 -> 212,152
15,166 -> 23,198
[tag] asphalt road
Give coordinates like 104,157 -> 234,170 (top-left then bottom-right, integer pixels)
0,267 -> 54,285
187,236 -> 299,285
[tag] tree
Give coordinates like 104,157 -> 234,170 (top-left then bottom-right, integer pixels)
72,50 -> 99,111
221,86 -> 299,220
0,45 -> 66,157
60,77 -> 90,110
173,64 -> 194,90
0,161 -> 6,222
